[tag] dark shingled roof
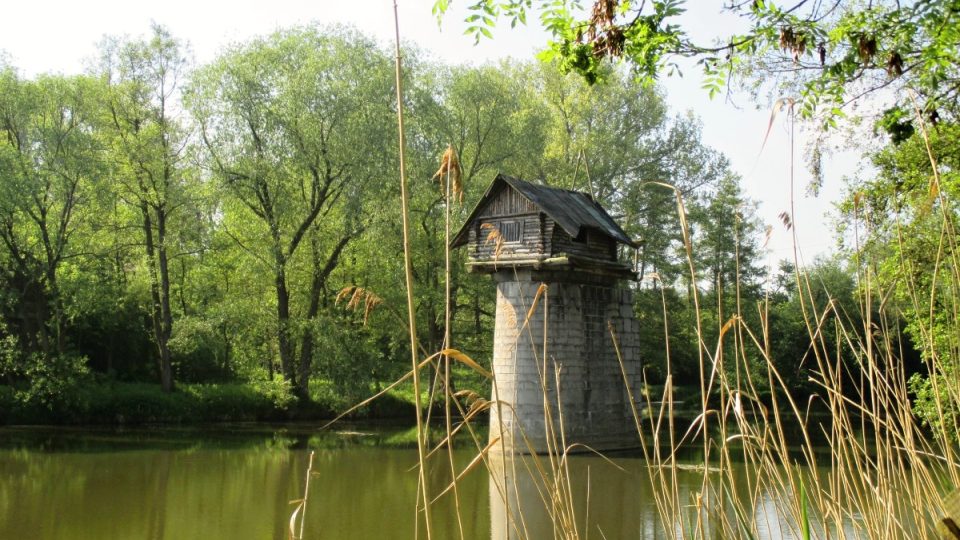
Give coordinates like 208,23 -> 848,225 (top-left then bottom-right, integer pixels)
452,173 -> 638,248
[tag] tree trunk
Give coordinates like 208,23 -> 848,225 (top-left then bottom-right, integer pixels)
37,206 -> 66,356
297,233 -> 353,398
156,208 -> 175,392
44,269 -> 66,355
142,202 -> 174,393
275,264 -> 296,387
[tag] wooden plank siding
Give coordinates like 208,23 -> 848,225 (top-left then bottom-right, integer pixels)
467,184 -> 543,261
549,224 -> 617,262
468,214 -> 543,260
465,183 -> 618,265
478,184 -> 538,217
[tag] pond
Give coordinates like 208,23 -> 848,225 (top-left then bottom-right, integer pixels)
0,423 -> 859,539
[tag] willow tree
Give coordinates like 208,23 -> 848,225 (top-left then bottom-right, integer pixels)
0,70 -> 103,359
186,26 -> 395,395
396,62 -> 550,355
97,25 -> 193,392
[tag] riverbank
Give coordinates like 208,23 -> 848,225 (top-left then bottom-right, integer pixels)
0,380 -> 418,426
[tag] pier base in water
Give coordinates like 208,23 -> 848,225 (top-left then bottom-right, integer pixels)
489,270 -> 644,454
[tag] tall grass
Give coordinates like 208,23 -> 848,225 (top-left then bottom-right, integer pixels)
392,2 -> 432,537
297,94 -> 958,538
464,106 -> 954,537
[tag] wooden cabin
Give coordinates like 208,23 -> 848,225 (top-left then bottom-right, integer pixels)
451,174 -> 638,278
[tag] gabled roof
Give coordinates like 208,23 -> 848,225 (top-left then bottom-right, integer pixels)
451,173 -> 638,248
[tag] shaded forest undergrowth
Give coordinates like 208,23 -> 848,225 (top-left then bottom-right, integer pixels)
0,379 -> 417,425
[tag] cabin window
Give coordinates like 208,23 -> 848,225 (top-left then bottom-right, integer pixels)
500,220 -> 522,242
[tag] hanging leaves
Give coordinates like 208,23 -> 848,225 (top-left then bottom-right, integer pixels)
779,27 -> 808,61
857,35 -> 877,62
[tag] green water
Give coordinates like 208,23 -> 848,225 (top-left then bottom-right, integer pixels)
0,424 -> 851,539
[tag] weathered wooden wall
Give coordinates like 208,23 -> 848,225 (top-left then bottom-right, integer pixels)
548,222 -> 617,261
465,184 -> 618,265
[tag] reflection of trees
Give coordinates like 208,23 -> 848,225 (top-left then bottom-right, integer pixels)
486,452 -> 741,540
0,429 -> 872,539
145,451 -> 171,540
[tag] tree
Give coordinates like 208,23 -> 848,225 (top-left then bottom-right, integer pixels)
407,61 -> 549,355
97,24 -> 194,392
186,26 -> 395,396
533,64 -> 729,284
766,256 -> 864,395
692,173 -> 766,304
436,1 -> 960,127
840,123 -> 960,436
0,70 -> 103,358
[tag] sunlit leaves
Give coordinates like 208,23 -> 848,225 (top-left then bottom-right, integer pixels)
437,0 -> 960,131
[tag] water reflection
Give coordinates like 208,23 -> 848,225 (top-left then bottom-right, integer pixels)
0,425 -> 488,540
487,451 -> 700,539
0,425 -> 864,539
484,449 -> 865,540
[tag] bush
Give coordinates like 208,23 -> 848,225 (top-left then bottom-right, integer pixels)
169,316 -> 232,382
82,382 -> 195,424
0,377 -> 418,426
250,377 -> 297,411
18,352 -> 91,411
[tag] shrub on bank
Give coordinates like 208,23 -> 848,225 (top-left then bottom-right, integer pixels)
81,382 -> 196,423
0,378 -> 417,425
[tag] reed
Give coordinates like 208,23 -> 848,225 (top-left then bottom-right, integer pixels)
288,450 -> 315,540
301,95 -> 958,539
455,104 -> 957,538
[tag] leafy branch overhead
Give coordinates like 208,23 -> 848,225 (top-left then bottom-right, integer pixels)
435,0 -> 960,130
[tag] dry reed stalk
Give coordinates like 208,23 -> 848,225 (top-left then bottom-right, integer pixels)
433,144 -> 464,203
315,86 -> 960,539
440,144 -> 466,539
552,97 -> 960,539
391,3 -> 431,535
288,450 -> 315,540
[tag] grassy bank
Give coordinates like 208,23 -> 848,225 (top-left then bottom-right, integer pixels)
0,380 -> 418,426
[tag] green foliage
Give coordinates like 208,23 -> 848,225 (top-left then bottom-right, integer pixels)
15,353 -> 91,411
437,0 -> 960,126
186,25 -> 396,393
876,107 -> 915,144
840,122 -> 960,439
692,173 -> 765,300
80,382 -> 195,423
0,377 -> 413,425
909,372 -> 960,436
96,23 -> 196,393
0,23 -> 768,426
0,69 -> 106,356
0,323 -> 17,379
168,316 -> 232,382
767,257 -> 862,394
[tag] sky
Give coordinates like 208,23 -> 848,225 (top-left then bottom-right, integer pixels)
1,0 -> 864,271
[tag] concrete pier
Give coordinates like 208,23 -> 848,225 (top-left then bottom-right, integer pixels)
489,270 -> 642,453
